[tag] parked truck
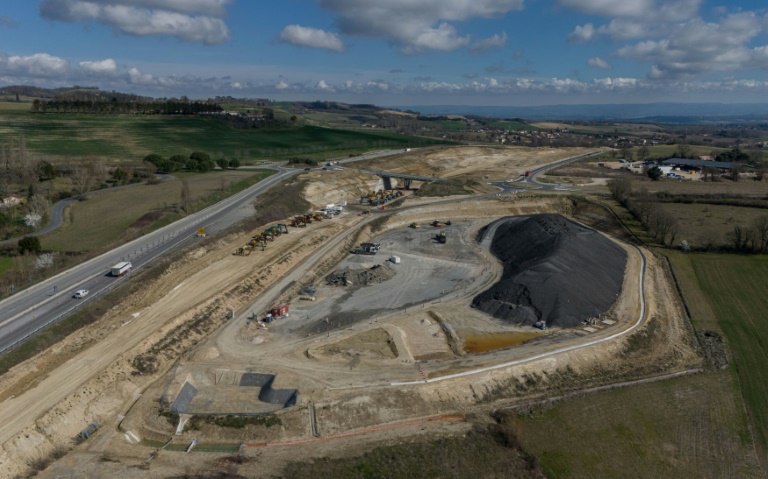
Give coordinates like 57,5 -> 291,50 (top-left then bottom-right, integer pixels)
110,261 -> 132,277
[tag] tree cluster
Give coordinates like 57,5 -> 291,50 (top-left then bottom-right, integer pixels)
143,152 -> 239,173
608,178 -> 679,246
729,216 -> 768,253
32,98 -> 222,115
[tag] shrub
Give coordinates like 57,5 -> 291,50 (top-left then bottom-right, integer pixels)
18,236 -> 41,254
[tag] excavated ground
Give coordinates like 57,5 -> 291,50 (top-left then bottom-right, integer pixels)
472,214 -> 627,328
0,160 -> 701,479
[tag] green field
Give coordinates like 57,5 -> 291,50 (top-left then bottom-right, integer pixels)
41,170 -> 273,253
684,255 -> 768,454
0,111 -> 446,160
517,371 -> 760,478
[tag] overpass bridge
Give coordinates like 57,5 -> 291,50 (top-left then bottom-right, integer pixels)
360,169 -> 442,189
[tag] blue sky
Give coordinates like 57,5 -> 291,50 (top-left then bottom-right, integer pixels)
1,0 -> 768,105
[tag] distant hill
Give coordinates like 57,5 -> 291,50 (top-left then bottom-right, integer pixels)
0,85 -> 153,103
394,103 -> 768,123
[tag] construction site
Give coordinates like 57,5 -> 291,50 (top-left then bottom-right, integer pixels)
0,146 -> 703,478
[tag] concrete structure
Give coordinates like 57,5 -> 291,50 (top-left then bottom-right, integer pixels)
361,169 -> 442,190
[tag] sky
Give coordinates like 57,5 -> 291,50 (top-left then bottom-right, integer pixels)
1,0 -> 768,106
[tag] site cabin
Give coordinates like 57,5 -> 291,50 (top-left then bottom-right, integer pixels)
270,304 -> 289,319
390,256 -> 401,264
110,261 -> 132,277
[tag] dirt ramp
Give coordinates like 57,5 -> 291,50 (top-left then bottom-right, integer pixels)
472,214 -> 626,328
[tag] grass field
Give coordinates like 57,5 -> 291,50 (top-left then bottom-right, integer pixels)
661,203 -> 768,249
681,254 -> 768,457
0,110 -> 445,160
0,256 -> 13,276
516,371 -> 761,478
41,170 -> 272,253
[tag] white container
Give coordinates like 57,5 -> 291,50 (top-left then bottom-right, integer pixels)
390,256 -> 401,264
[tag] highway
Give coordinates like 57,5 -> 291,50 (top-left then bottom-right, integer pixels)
0,167 -> 299,354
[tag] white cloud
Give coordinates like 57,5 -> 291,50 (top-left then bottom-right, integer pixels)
127,67 -> 154,84
315,80 -> 335,92
5,53 -> 68,76
587,57 -> 611,69
278,25 -> 344,52
315,0 -> 524,53
617,12 -> 768,79
39,0 -> 230,44
470,32 -> 507,54
568,23 -> 595,44
79,58 -> 117,75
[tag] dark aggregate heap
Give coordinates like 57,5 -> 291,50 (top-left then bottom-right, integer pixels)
472,214 -> 627,328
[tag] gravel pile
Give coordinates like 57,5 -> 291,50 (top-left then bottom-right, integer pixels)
325,264 -> 396,287
472,214 -> 627,328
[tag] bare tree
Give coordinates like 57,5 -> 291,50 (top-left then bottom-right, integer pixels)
70,163 -> 93,199
25,194 -> 50,217
637,145 -> 650,161
753,215 -> 768,253
675,143 -> 691,158
607,177 -> 632,203
180,178 -> 191,213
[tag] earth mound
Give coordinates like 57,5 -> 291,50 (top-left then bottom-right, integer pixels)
472,214 -> 627,328
325,264 -> 396,287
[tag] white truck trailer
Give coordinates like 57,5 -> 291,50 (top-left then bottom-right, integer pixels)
110,261 -> 132,277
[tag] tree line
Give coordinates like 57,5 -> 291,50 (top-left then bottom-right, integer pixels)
31,98 -> 223,115
143,152 -> 240,174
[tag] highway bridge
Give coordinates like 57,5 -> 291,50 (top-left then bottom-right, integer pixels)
360,169 -> 442,189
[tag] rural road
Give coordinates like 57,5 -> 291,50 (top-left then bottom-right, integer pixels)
0,167 -> 298,354
0,174 -> 176,247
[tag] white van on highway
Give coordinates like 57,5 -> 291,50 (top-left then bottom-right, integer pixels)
73,289 -> 89,299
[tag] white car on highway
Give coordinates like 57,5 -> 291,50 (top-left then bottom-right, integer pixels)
73,289 -> 89,299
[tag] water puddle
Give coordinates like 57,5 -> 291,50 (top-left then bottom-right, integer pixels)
463,332 -> 544,353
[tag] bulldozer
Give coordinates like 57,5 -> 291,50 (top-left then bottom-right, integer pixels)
291,216 -> 306,227
409,222 -> 420,229
311,213 -> 324,222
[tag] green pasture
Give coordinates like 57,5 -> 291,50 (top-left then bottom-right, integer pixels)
685,254 -> 768,454
0,111 -> 446,160
491,120 -> 538,131
41,170 -> 273,253
518,371 -> 760,478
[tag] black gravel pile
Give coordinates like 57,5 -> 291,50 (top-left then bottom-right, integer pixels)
472,214 -> 627,328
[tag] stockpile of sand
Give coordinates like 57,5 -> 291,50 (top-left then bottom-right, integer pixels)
472,214 -> 626,328
325,264 -> 396,287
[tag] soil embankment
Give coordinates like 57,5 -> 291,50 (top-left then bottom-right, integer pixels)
472,214 -> 626,328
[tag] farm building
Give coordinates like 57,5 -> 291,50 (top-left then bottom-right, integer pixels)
661,158 -> 737,172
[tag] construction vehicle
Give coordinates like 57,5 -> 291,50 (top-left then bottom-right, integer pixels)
445,220 -> 452,226
291,216 -> 306,227
534,320 -> 547,330
312,213 -> 324,222
431,220 -> 443,227
351,242 -> 380,255
409,222 -> 420,229
437,231 -> 447,244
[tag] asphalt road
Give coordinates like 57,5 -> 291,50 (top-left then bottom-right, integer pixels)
0,167 -> 298,354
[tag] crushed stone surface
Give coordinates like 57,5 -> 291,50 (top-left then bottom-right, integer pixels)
472,214 -> 627,328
